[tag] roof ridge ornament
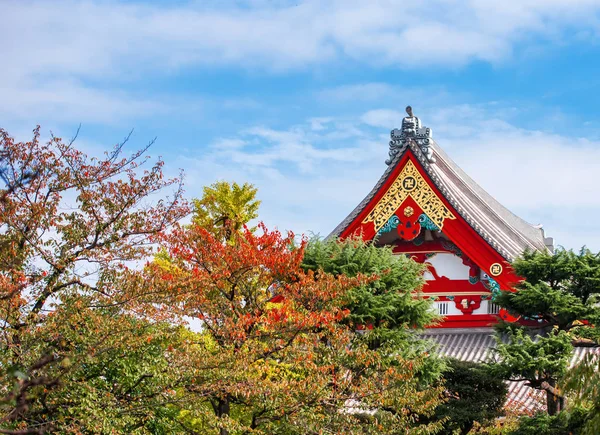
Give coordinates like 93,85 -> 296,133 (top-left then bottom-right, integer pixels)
385,106 -> 436,165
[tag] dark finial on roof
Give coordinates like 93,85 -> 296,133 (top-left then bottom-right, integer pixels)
385,105 -> 436,165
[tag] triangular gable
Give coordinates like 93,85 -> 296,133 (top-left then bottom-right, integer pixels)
356,159 -> 456,238
336,148 -> 520,293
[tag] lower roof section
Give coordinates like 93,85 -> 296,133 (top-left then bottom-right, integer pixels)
421,328 -> 598,413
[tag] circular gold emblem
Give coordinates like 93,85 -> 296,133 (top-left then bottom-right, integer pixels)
490,263 -> 503,276
402,176 -> 417,191
404,206 -> 414,217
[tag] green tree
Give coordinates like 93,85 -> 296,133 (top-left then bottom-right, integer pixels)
6,297 -> 189,433
301,237 -> 442,378
564,353 -> 600,434
492,248 -> 600,415
506,407 -> 589,435
301,237 -> 445,430
433,359 -> 508,435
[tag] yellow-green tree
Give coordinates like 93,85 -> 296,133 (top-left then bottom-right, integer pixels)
192,181 -> 260,240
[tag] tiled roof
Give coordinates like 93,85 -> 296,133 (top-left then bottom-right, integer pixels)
328,136 -> 551,261
423,141 -> 549,261
421,328 -> 599,412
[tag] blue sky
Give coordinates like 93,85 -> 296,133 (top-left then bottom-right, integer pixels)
2,0 -> 600,250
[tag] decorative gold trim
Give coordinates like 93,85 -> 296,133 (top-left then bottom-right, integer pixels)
489,263 -> 503,276
362,160 -> 456,232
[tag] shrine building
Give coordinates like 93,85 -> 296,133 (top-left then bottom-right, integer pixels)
327,106 -> 568,410
328,106 -> 554,330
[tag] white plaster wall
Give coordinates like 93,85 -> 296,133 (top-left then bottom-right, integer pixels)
472,300 -> 489,315
423,253 -> 470,281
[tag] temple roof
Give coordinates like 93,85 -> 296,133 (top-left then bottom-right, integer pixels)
421,328 -> 598,412
328,116 -> 552,261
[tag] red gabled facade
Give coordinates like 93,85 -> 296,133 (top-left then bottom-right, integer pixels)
329,109 -> 552,328
335,146 -> 520,328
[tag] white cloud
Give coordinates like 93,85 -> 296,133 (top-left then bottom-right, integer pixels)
445,130 -> 600,209
309,117 -> 334,131
0,78 -> 167,125
211,138 -> 248,150
178,106 -> 600,251
210,125 -> 376,173
3,0 -> 599,125
3,0 -> 600,82
361,109 -> 404,128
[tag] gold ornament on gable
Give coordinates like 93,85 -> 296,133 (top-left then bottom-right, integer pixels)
362,160 -> 456,233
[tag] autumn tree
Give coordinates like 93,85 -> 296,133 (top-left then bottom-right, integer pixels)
144,220 -> 353,434
141,184 -> 443,435
492,248 -> 600,415
0,127 -> 188,433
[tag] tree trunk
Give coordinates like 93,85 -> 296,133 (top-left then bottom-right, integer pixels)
543,379 -> 565,415
461,422 -> 475,435
216,397 -> 230,435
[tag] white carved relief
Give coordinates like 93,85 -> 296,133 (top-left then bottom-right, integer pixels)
423,252 -> 470,281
